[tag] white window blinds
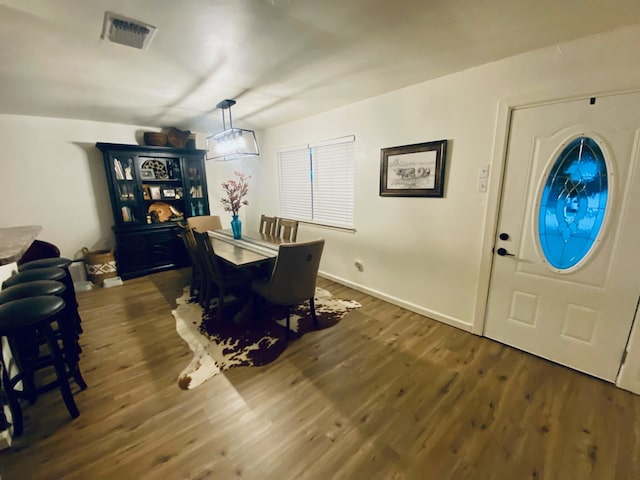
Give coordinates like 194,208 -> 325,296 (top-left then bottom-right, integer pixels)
278,147 -> 312,221
278,136 -> 355,228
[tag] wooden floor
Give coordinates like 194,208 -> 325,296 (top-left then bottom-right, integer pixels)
1,268 -> 640,479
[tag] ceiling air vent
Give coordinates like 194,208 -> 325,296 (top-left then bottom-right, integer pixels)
101,12 -> 157,50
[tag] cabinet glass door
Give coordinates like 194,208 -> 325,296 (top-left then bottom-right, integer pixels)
184,156 -> 209,217
137,156 -> 186,224
109,154 -> 140,223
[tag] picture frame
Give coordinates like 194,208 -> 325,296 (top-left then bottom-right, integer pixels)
162,188 -> 176,198
379,139 -> 448,197
140,168 -> 156,180
149,186 -> 161,200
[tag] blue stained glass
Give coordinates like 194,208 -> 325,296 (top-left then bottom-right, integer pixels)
538,137 -> 608,269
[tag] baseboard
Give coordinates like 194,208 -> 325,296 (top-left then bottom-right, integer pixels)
318,271 -> 474,333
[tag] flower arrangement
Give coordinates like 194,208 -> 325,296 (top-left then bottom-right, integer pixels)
220,171 -> 251,217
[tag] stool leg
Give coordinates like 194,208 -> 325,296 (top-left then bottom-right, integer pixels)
7,334 -> 38,405
54,314 -> 87,391
41,322 -> 79,419
1,350 -> 23,437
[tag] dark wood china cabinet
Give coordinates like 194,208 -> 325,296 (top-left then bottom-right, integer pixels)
96,142 -> 210,280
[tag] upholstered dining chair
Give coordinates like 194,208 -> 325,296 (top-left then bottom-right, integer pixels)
192,231 -> 255,321
259,214 -> 278,236
187,215 -> 223,232
251,238 -> 325,340
275,218 -> 299,242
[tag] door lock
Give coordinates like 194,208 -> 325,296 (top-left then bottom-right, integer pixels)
496,247 -> 515,257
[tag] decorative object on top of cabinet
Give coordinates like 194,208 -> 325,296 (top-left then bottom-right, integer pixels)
143,131 -> 167,146
95,142 -> 210,280
166,127 -> 192,148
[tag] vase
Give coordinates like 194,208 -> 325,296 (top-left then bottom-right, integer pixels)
231,215 -> 242,239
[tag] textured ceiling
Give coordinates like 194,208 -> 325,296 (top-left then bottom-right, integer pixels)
1,0 -> 640,134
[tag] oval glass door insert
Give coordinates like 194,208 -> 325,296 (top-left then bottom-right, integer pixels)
538,136 -> 608,270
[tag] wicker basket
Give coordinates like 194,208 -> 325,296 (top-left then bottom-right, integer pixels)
82,247 -> 117,286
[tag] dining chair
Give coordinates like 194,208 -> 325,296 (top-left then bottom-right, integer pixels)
177,223 -> 204,301
259,214 -> 278,236
192,231 -> 255,321
187,215 -> 223,232
251,238 -> 325,339
275,218 -> 299,242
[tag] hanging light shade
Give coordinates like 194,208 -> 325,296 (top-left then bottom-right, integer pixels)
206,99 -> 259,161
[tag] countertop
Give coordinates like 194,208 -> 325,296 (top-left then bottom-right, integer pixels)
0,225 -> 43,265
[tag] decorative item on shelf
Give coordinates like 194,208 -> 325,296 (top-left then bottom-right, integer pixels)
148,202 -> 173,222
140,168 -> 155,180
220,171 -> 251,239
141,158 -> 168,179
113,158 -> 125,179
149,186 -> 161,199
143,131 -> 167,146
206,99 -> 259,161
148,202 -> 183,222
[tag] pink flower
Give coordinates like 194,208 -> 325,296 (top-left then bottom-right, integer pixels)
220,171 -> 251,216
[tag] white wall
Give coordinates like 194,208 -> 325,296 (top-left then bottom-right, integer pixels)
217,24 -> 640,334
0,117 -> 159,259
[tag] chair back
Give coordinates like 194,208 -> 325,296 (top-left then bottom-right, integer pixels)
259,214 -> 278,236
265,239 -> 324,305
177,223 -> 198,265
276,218 -> 299,242
187,215 -> 222,232
192,231 -> 226,282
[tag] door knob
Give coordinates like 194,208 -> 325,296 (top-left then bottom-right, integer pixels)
496,247 -> 515,257
499,232 -> 509,241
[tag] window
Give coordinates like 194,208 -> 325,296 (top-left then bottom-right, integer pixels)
278,136 -> 355,228
538,136 -> 608,270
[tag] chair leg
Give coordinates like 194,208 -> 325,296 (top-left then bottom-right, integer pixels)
285,306 -> 290,341
216,288 -> 225,321
310,296 -> 319,327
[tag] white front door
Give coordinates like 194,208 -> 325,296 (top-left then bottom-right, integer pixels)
484,93 -> 640,382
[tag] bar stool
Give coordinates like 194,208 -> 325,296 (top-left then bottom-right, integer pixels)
0,296 -> 82,436
0,280 -> 85,368
3,267 -> 83,336
18,257 -> 79,308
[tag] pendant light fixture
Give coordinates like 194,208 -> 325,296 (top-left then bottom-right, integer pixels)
206,99 -> 259,161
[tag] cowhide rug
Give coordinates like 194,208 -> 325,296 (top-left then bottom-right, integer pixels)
172,286 -> 361,390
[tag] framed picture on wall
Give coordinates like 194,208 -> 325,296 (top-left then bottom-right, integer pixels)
379,139 -> 448,197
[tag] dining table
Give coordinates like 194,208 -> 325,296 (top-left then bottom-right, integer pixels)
207,229 -> 291,267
